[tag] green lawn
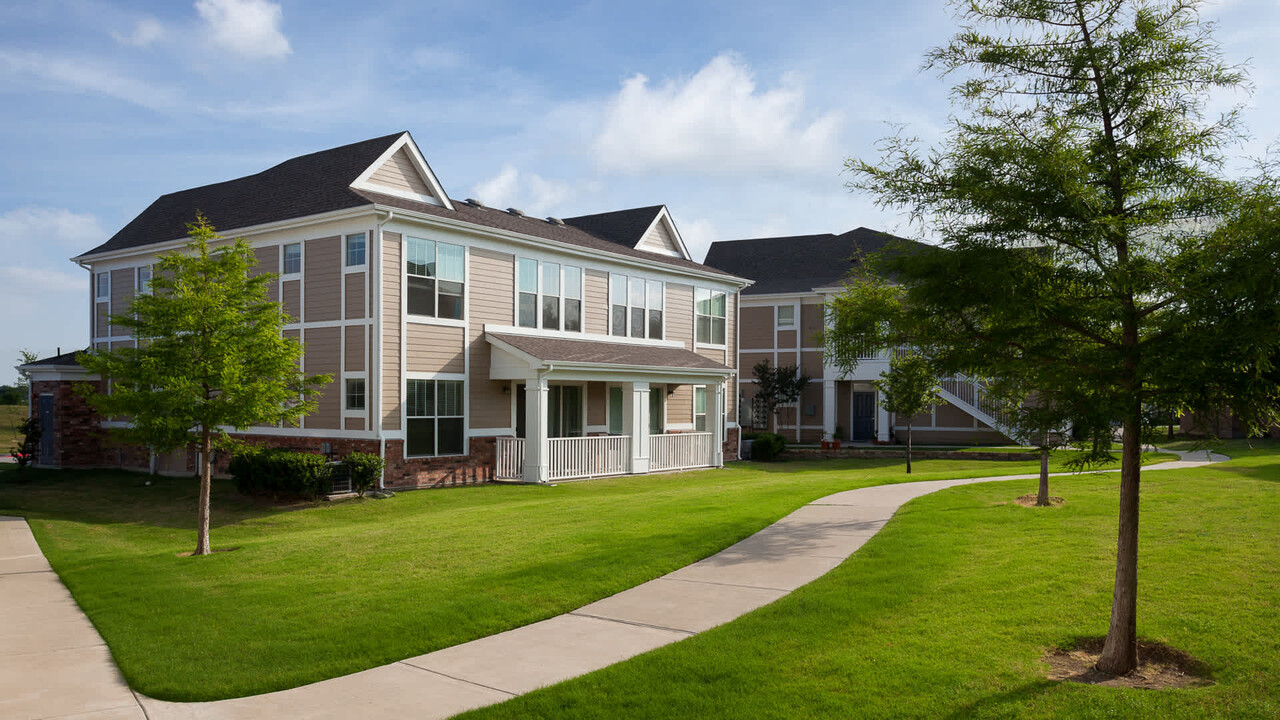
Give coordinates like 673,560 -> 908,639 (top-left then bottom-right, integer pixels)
0,450 -> 1167,701
460,444 -> 1280,720
1,403 -> 25,452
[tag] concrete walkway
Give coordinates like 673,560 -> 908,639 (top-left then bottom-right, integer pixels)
2,449 -> 1227,720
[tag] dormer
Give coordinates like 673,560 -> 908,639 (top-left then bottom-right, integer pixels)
349,132 -> 454,210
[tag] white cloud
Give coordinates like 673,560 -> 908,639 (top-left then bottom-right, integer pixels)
592,53 -> 843,176
195,0 -> 291,59
0,49 -> 180,112
679,218 -> 719,262
471,164 -> 576,216
0,206 -> 107,255
112,17 -> 165,47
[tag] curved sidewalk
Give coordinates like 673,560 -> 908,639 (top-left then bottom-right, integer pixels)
2,449 -> 1227,720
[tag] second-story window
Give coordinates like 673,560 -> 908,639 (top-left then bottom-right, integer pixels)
610,274 -> 663,339
696,288 -> 727,345
346,233 -> 366,267
777,305 -> 795,328
516,259 -> 583,332
136,266 -> 152,295
96,272 -> 110,301
407,237 -> 465,320
283,243 -> 302,275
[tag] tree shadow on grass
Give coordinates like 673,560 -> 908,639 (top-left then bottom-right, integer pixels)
940,679 -> 1058,719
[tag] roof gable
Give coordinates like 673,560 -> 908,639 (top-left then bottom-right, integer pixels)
349,133 -> 453,209
563,205 -> 690,260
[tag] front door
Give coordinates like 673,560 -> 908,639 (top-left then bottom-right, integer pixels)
38,395 -> 54,465
851,392 -> 876,441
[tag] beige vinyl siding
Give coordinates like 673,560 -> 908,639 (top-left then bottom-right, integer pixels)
407,324 -> 464,373
776,329 -> 797,349
740,306 -> 773,349
304,326 -> 341,429
637,219 -> 681,256
468,247 -> 516,430
345,416 -> 365,431
667,384 -> 693,426
95,303 -> 109,339
109,268 -> 134,337
345,272 -> 366,319
665,283 -> 693,349
936,401 -> 977,428
382,232 -> 402,430
801,351 -> 824,379
282,280 -> 301,322
800,303 -> 824,347
726,293 -> 738,419
345,325 -> 365,372
252,246 -> 280,303
587,381 -> 606,427
740,352 -> 773,372
304,236 -> 340,323
369,148 -> 433,198
584,269 -> 609,335
696,347 -> 724,364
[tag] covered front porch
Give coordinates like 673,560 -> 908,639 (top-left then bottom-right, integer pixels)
486,331 -> 733,483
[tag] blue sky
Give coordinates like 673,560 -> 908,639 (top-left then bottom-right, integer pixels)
2,0 -> 1278,383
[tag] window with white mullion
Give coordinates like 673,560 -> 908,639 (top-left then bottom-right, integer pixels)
407,237 -> 465,320
516,258 -> 583,332
696,288 -> 727,345
136,266 -> 153,295
611,273 -> 664,339
406,378 -> 465,457
564,266 -> 582,332
542,261 -> 561,330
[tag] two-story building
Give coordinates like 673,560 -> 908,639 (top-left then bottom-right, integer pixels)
704,230 -> 1015,445
25,132 -> 748,486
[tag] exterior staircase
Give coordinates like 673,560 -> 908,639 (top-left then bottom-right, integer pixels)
935,376 -> 1023,443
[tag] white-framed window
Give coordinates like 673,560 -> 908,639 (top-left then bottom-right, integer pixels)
696,289 -> 727,345
406,379 -> 465,456
136,266 -> 153,295
610,274 -> 663,339
694,387 -> 707,432
777,305 -> 795,328
516,258 -> 583,332
407,237 -> 465,320
96,272 -> 109,300
345,233 -> 366,267
282,243 -> 302,275
345,378 -> 366,410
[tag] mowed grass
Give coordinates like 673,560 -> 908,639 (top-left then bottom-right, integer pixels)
461,445 -> 1280,720
1,403 -> 25,451
0,449 -> 1167,701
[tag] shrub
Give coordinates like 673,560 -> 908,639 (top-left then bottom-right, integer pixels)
750,432 -> 787,461
9,414 -> 41,481
343,452 -> 384,497
229,446 -> 333,499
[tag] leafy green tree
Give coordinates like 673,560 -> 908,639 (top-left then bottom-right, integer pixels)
78,217 -> 329,556
9,414 -> 41,480
874,352 -> 942,474
751,360 -> 811,439
839,0 -> 1280,674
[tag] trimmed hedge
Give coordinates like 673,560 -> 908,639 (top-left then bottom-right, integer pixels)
749,432 -> 787,461
229,447 -> 333,499
344,452 -> 385,497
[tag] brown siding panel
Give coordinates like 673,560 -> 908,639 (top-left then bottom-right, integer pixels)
282,280 -> 301,322
585,269 -> 609,335
740,306 -> 773,349
345,272 -> 366,319
406,324 -> 465,374
109,268 -> 134,337
587,381 -> 606,427
776,329 -> 797,349
801,351 -> 824,379
345,325 -> 365,372
935,401 -> 976,428
666,283 -> 693,349
95,303 -> 109,339
382,232 -> 402,430
252,246 -> 280,303
345,417 -> 365,431
304,327 -> 341,429
304,236 -> 341,323
468,247 -> 516,430
801,303 -> 824,348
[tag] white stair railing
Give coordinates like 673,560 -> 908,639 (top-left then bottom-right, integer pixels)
650,432 -> 715,471
936,376 -> 1021,441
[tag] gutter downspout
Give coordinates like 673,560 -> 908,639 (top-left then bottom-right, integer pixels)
374,209 -> 395,490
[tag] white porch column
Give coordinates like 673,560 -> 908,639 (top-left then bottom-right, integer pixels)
627,381 -> 650,474
822,380 -> 837,440
876,388 -> 891,443
709,382 -> 725,467
523,376 -> 550,483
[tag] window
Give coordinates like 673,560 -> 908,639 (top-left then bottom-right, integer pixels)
345,379 -> 365,410
695,387 -> 707,432
547,385 -> 582,437
96,272 -> 109,300
283,243 -> 302,275
610,274 -> 663,339
407,237 -> 465,320
406,379 -> 465,456
608,386 -> 624,434
777,305 -> 795,328
136,266 -> 152,295
696,288 -> 727,345
515,259 -> 583,332
346,233 -> 366,267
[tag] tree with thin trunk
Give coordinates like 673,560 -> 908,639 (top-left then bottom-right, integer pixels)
78,216 -> 329,556
873,352 -> 941,474
838,0 -> 1280,675
752,360 -> 811,439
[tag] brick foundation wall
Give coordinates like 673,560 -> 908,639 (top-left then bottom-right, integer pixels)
30,379 -> 114,470
383,437 -> 495,489
725,426 -> 740,461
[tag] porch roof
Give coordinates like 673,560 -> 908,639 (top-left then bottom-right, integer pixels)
486,332 -> 732,380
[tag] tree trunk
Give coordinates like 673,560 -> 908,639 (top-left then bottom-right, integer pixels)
905,421 -> 912,474
1036,443 -> 1050,506
195,427 -> 212,556
1096,413 -> 1143,675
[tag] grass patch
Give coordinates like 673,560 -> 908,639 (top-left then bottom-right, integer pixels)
459,450 -> 1280,720
0,404 -> 25,452
0,449 -> 1171,701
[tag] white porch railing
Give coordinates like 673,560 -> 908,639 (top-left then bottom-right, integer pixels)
495,437 -> 525,480
936,376 -> 1018,440
649,432 -> 715,472
548,435 -> 630,481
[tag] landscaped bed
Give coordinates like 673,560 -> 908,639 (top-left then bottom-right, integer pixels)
1,450 -> 1175,702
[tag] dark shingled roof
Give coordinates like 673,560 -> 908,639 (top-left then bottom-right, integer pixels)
22,349 -> 89,367
561,205 -> 664,249
487,333 -> 730,372
80,133 -> 406,257
702,227 -> 930,295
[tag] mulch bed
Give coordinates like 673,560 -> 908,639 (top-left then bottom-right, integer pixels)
1043,638 -> 1213,689
1014,494 -> 1066,507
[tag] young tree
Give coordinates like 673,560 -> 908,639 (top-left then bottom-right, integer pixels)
842,0 -> 1280,674
752,360 -> 812,440
78,217 -> 329,556
874,352 -> 941,474
9,415 -> 41,480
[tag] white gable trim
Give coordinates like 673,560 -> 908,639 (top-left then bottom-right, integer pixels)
350,133 -> 455,210
636,207 -> 691,260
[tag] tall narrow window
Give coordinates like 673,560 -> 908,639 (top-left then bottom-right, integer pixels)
629,277 -> 645,338
406,379 -> 465,456
610,275 -> 627,336
563,266 -> 582,332
694,387 -> 707,431
696,289 -> 727,345
407,237 -> 465,319
647,279 -> 663,339
96,272 -> 109,300
283,243 -> 302,275
136,266 -> 152,295
346,233 -> 366,267
437,242 -> 464,319
542,261 -> 561,330
517,258 -> 537,328
608,386 -> 623,434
